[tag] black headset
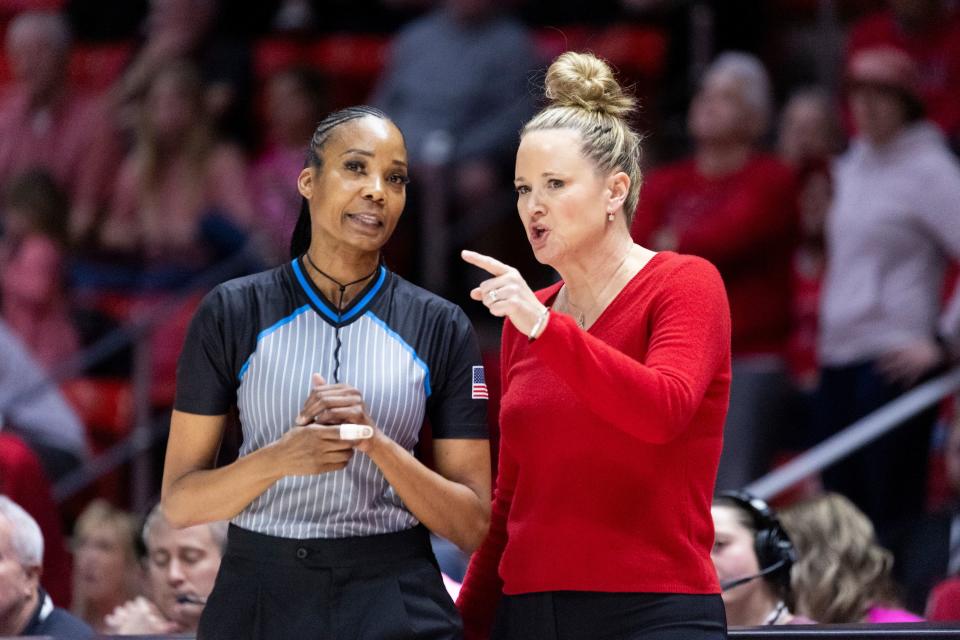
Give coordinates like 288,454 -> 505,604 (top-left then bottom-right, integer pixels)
716,490 -> 797,592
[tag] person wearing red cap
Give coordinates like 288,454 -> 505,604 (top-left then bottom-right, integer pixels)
845,46 -> 926,144
847,0 -> 960,143
815,45 -> 960,541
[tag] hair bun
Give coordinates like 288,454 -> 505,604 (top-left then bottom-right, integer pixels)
544,51 -> 635,117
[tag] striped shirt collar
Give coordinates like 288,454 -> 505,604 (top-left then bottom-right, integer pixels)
290,258 -> 388,326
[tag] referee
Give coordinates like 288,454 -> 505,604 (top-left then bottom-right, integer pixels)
160,106 -> 490,639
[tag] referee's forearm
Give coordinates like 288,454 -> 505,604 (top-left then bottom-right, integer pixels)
365,439 -> 490,553
161,448 -> 282,528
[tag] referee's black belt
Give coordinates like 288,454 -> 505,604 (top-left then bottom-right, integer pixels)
224,523 -> 433,569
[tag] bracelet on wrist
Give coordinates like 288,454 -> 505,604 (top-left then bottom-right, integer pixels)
529,306 -> 550,341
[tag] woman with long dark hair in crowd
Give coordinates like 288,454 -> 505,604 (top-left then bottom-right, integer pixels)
101,60 -> 254,266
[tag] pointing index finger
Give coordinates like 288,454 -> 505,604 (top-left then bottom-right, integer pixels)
461,249 -> 512,277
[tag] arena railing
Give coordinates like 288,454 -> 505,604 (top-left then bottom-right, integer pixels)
0,247 -> 257,514
744,365 -> 960,500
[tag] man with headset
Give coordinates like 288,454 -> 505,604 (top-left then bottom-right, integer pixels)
711,491 -> 813,626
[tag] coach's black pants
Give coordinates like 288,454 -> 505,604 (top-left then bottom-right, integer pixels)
491,591 -> 727,640
198,524 -> 462,640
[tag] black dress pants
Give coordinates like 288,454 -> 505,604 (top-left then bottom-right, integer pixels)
198,524 -> 462,640
491,591 -> 727,640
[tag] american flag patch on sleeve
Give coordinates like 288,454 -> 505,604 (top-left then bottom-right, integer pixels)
471,366 -> 489,399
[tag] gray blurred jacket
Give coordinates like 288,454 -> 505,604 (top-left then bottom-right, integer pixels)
372,8 -> 537,165
0,319 -> 88,459
819,122 -> 960,365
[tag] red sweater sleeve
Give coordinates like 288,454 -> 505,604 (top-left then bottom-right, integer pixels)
457,334 -> 518,639
528,257 -> 730,444
676,161 -> 798,267
456,439 -> 517,638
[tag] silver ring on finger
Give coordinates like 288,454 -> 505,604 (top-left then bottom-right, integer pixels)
488,288 -> 500,302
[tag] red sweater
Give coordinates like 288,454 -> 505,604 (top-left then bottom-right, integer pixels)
457,252 -> 731,638
630,155 -> 798,357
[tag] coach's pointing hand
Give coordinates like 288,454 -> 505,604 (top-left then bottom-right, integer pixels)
462,250 -> 549,339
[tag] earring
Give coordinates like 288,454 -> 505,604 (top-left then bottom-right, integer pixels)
607,212 -> 615,222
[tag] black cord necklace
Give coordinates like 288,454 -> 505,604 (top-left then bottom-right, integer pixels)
303,253 -> 379,383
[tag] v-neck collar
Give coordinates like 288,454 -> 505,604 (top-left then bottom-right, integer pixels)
542,250 -> 668,334
290,257 -> 387,326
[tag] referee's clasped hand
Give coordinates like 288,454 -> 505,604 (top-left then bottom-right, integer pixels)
462,250 -> 549,339
270,423 -> 355,476
295,373 -> 384,455
296,373 -> 375,427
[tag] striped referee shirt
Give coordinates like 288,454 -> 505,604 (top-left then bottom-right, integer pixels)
174,258 -> 489,539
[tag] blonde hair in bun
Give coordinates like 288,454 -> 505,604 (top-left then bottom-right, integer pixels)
524,51 -> 643,223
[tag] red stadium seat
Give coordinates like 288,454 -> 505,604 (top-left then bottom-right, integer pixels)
591,25 -> 668,80
59,377 -> 135,512
0,49 -> 11,87
67,42 -> 133,91
0,432 -> 72,606
927,577 -> 960,621
309,34 -> 389,78
146,292 -> 204,407
252,35 -> 390,111
73,289 -> 204,408
0,0 -> 64,12
253,37 -> 311,81
61,377 -> 134,440
532,26 -> 594,63
83,290 -> 140,323
309,34 -> 390,107
533,25 -> 667,80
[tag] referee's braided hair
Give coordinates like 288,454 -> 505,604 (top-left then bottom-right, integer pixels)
289,105 -> 394,259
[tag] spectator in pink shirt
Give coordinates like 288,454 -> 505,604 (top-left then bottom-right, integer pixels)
251,66 -> 328,264
100,60 -> 254,266
0,170 -> 79,371
0,11 -> 122,243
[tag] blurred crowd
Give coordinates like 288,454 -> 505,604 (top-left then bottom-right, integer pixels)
0,0 -> 959,633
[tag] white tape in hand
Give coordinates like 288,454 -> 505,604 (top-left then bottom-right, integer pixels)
339,423 -> 374,440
